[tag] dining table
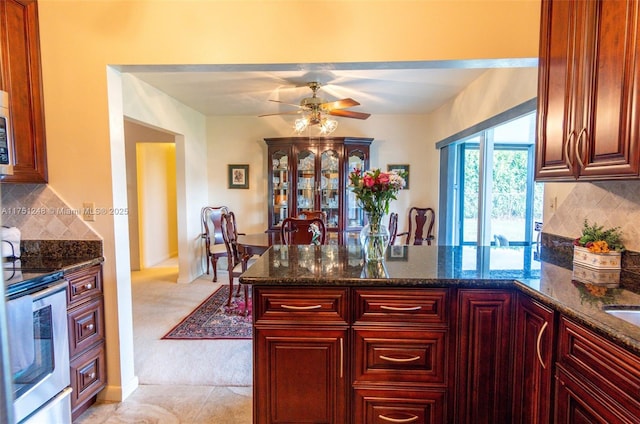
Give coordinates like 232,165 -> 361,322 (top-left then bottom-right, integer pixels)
237,231 -> 361,269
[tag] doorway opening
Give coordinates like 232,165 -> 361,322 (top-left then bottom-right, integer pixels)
124,119 -> 178,271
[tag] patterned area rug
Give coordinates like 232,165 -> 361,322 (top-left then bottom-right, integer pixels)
162,285 -> 252,340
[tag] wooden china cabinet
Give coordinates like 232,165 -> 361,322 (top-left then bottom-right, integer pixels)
536,0 -> 640,181
265,137 -> 372,233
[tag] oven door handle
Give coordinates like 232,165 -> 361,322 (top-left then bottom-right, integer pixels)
32,280 -> 67,302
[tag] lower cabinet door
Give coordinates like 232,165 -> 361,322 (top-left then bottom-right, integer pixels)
354,388 -> 446,424
455,290 -> 514,423
512,293 -> 555,423
70,342 -> 106,419
554,367 -> 625,424
254,327 -> 348,424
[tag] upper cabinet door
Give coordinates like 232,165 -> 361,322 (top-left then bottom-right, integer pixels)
0,0 -> 48,183
536,0 -> 640,181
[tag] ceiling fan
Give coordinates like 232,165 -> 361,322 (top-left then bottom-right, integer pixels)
259,82 -> 370,134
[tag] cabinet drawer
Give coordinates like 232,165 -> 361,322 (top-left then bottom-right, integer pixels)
68,297 -> 105,358
254,287 -> 348,324
354,288 -> 449,325
70,343 -> 106,411
557,317 -> 640,416
66,265 -> 103,306
354,388 -> 446,424
354,328 -> 448,385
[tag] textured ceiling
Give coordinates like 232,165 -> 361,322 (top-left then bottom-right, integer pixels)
122,60 -> 537,117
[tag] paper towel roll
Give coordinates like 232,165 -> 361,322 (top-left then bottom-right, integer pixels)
1,226 -> 21,258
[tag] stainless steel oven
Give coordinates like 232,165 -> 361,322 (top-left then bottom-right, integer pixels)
6,269 -> 71,424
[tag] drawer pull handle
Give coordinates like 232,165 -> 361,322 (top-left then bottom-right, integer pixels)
380,305 -> 422,311
281,304 -> 322,310
84,283 -> 93,290
83,372 -> 96,380
378,414 -> 419,423
379,355 -> 421,363
84,324 -> 95,331
536,321 -> 549,369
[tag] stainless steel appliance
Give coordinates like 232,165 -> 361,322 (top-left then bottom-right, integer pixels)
5,262 -> 71,423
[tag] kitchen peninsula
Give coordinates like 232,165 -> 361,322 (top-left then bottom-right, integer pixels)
240,244 -> 640,423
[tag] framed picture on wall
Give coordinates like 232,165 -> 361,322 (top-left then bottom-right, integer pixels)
386,245 -> 409,261
388,164 -> 410,189
228,164 -> 249,189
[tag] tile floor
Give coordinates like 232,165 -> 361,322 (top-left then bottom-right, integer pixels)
74,261 -> 253,423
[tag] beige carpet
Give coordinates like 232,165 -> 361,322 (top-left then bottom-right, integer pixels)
131,264 -> 252,386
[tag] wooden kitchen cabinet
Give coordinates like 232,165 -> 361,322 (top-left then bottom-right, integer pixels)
265,137 -> 372,232
65,264 -> 106,421
0,0 -> 48,183
253,287 -> 349,424
512,292 -> 556,424
554,316 -> 640,423
454,289 -> 514,423
536,0 -> 640,181
352,288 -> 451,423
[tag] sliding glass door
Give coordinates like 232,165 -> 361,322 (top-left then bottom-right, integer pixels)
452,112 -> 542,246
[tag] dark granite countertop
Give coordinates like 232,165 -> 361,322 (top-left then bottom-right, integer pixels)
240,244 -> 640,356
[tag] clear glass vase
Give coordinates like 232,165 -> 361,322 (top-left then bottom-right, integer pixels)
359,211 -> 390,262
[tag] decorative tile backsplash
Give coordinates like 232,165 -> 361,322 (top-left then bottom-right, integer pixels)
544,180 -> 640,252
0,184 -> 100,240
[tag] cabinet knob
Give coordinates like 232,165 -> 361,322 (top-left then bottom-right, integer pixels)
84,283 -> 93,290
84,323 -> 95,331
83,372 -> 96,380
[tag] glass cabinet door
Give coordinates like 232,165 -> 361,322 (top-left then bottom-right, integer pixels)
271,150 -> 289,227
320,149 -> 340,229
296,149 -> 316,214
346,149 -> 366,230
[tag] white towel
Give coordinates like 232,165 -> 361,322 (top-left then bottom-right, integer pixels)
6,295 -> 34,374
1,227 -> 20,258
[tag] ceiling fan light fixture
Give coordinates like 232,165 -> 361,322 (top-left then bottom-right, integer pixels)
319,117 -> 338,135
294,117 -> 309,133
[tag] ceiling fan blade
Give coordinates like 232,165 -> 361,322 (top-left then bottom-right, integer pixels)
329,109 -> 371,120
258,110 -> 303,117
268,99 -> 303,108
320,98 -> 360,110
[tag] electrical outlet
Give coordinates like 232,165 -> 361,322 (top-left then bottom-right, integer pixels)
549,196 -> 558,211
82,202 -> 96,221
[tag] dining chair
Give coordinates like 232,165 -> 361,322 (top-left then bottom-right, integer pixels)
201,206 -> 229,282
388,212 -> 399,245
397,207 -> 435,246
280,217 -> 327,245
220,211 -> 256,313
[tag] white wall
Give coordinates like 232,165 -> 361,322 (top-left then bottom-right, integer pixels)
120,74 -> 208,284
